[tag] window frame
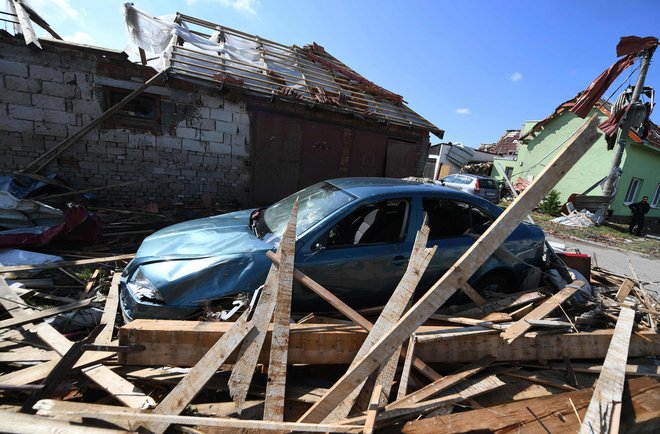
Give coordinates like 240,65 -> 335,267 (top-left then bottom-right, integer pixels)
623,177 -> 642,205
651,183 -> 660,208
102,87 -> 161,132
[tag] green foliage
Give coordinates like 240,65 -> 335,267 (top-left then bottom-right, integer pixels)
538,190 -> 562,216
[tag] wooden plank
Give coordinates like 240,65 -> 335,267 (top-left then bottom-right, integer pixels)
0,299 -> 93,330
0,278 -> 155,409
500,282 -> 583,344
396,337 -> 416,400
401,377 -> 660,434
0,409 -> 132,434
33,400 -> 362,433
387,355 -> 496,410
579,307 -> 636,434
614,278 -> 635,302
0,348 -> 57,363
96,272 -> 121,344
262,200 -> 298,421
0,254 -> 134,273
295,115 -> 602,423
438,290 -> 547,318
364,384 -> 382,434
119,321 -> 660,365
139,312 -> 253,434
431,314 -> 508,330
459,282 -> 486,305
228,267 -> 277,413
323,222 -> 436,421
79,268 -> 100,300
0,350 -> 113,385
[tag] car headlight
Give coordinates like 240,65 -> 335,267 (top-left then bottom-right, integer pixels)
127,268 -> 164,302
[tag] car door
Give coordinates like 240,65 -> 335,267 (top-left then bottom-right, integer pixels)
417,197 -> 479,295
294,197 -> 415,310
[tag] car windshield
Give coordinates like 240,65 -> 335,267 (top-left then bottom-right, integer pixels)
479,179 -> 498,189
260,181 -> 356,239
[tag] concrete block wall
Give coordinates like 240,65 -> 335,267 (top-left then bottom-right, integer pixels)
0,35 -> 251,208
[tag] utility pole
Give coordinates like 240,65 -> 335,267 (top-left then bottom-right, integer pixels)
602,48 -> 655,197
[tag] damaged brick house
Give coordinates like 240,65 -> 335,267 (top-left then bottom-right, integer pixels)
0,7 -> 443,209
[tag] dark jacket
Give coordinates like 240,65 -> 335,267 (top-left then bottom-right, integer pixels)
629,201 -> 650,216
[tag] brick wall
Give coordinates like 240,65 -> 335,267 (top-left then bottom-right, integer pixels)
0,35 -> 251,208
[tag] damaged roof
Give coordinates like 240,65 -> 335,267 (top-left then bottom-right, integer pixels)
479,130 -> 520,155
162,13 -> 443,137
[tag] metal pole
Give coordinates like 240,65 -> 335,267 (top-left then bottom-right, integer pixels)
602,48 -> 655,197
433,143 -> 444,180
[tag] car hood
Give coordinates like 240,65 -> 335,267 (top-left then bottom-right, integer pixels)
123,209 -> 275,306
135,209 -> 270,258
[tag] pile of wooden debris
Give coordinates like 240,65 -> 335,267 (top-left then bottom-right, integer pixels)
1,117 -> 658,433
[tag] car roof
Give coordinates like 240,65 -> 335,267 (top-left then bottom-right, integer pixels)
324,177 -> 498,209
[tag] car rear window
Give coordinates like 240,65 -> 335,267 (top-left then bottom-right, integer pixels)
479,179 -> 498,189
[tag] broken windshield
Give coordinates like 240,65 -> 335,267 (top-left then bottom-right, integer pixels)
261,181 -> 356,240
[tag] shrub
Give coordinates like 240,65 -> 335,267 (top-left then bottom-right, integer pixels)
539,190 -> 562,216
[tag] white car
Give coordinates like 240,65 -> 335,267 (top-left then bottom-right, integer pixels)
441,174 -> 500,204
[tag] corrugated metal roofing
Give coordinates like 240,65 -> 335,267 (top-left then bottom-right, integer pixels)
165,13 -> 443,138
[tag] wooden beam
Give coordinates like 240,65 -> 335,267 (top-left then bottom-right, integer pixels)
459,282 -> 486,305
500,282 -> 583,344
579,307 -> 636,434
396,337 -> 416,400
438,290 -> 547,319
0,299 -> 92,330
263,200 -> 298,421
401,376 -> 660,434
139,312 -> 254,434
118,320 -> 660,366
79,268 -> 100,300
363,384 -> 382,434
96,272 -> 121,345
0,254 -> 134,273
614,278 -> 635,303
228,267 -> 277,413
33,400 -> 362,433
0,409 -> 131,434
387,355 -> 496,411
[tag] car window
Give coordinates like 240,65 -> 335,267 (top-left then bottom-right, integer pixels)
442,175 -> 455,183
262,181 -> 356,238
479,179 -> 498,189
460,176 -> 473,185
423,198 -> 493,238
323,198 -> 410,247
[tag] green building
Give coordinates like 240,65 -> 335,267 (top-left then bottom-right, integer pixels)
492,99 -> 660,223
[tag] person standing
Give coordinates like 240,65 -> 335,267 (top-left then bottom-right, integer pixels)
628,196 -> 650,236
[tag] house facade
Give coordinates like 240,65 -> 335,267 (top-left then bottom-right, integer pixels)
492,101 -> 660,222
0,13 -> 441,208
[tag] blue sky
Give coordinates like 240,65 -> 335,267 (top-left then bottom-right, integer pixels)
15,0 -> 660,147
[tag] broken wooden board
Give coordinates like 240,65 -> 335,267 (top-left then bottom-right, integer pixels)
500,282 -> 583,343
0,254 -> 135,273
615,278 -> 635,303
434,290 -> 547,319
579,307 -> 636,434
263,199 -> 297,421
118,320 -> 660,365
0,299 -> 93,330
401,376 -> 660,434
139,312 -> 253,434
33,399 -> 362,433
0,408 -> 131,434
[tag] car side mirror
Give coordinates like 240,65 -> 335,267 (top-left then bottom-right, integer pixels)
312,242 -> 326,252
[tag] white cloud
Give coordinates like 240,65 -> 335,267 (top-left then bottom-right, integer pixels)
455,108 -> 471,115
63,31 -> 96,45
26,0 -> 81,21
509,72 -> 523,82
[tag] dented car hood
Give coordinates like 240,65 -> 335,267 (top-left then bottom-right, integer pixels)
122,209 -> 274,306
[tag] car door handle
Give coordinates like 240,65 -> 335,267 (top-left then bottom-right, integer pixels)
392,255 -> 408,266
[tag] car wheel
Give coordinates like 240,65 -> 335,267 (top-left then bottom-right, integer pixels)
473,273 -> 513,295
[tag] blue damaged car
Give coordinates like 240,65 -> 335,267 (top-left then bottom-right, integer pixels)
120,177 -> 546,321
